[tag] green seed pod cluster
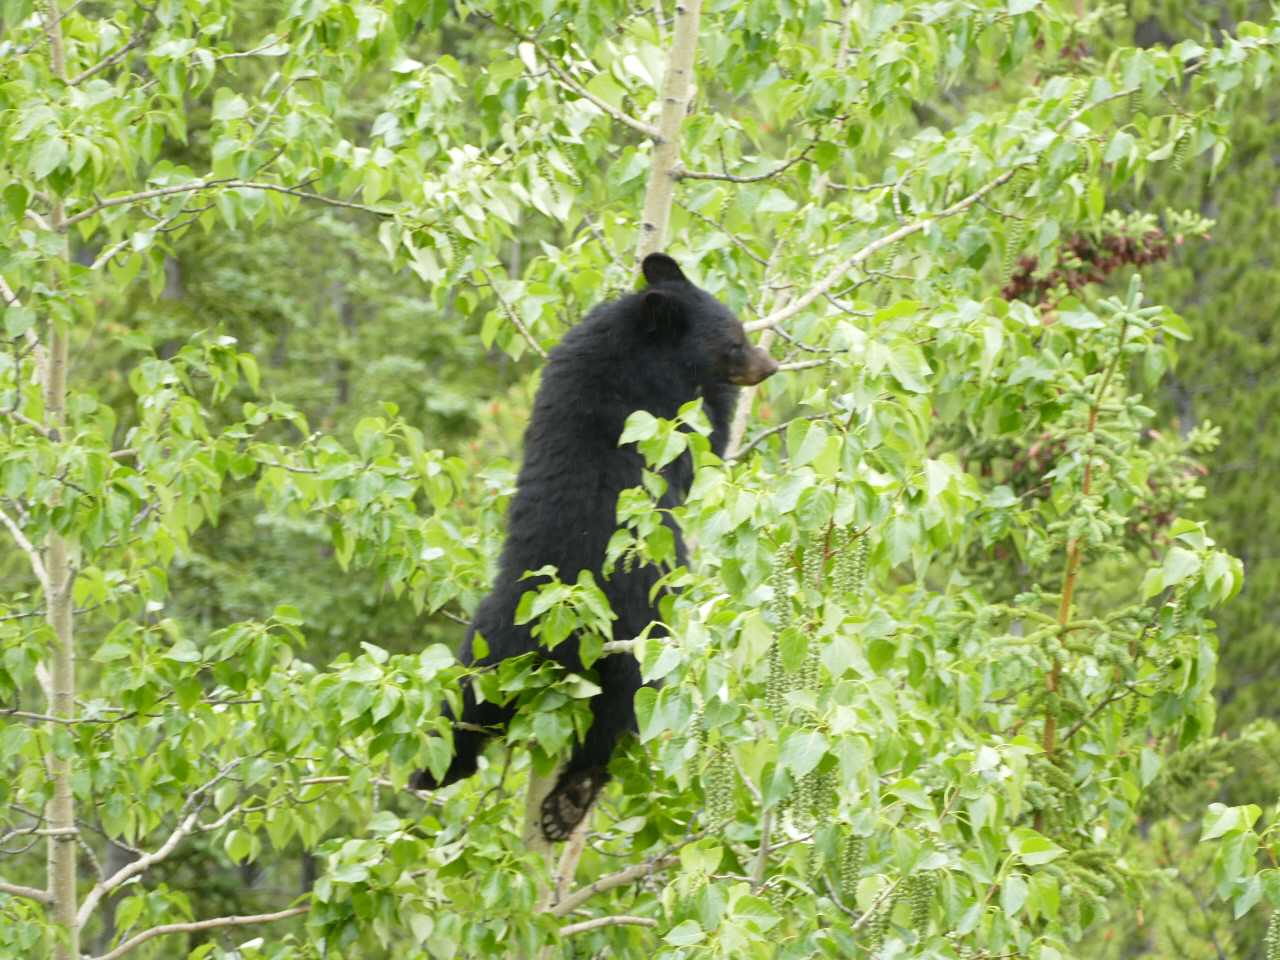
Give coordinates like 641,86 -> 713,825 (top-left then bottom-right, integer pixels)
1266,910 -> 1280,960
868,887 -> 898,951
766,640 -> 787,721
1121,694 -> 1140,736
716,188 -> 733,223
1172,132 -> 1191,172
839,835 -> 865,900
537,153 -> 562,206
906,871 -> 936,932
807,843 -> 823,888
801,641 -> 820,698
1002,213 -> 1029,285
439,225 -> 459,265
1171,590 -> 1187,632
797,768 -> 817,827
802,539 -> 824,589
833,529 -> 870,600
769,543 -> 793,627
767,880 -> 787,913
1128,88 -> 1142,115
813,765 -> 837,820
705,745 -> 734,824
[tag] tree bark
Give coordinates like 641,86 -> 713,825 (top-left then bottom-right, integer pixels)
41,5 -> 79,957
636,0 -> 704,264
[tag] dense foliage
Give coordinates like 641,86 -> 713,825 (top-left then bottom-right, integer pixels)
1,1 -> 1278,958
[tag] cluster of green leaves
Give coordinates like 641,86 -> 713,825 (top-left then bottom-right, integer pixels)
3,0 -> 1280,957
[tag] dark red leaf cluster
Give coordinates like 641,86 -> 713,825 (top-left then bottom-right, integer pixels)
1001,229 -> 1172,307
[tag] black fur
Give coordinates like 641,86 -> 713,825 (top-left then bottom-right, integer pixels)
411,253 -> 777,840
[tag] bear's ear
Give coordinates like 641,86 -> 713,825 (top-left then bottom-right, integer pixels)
641,253 -> 689,286
638,289 -> 687,339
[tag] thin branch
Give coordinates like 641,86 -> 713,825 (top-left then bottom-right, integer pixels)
1060,683 -> 1138,744
89,906 -> 309,960
550,830 -> 707,916
675,146 -> 812,183
76,760 -> 240,926
2,408 -> 55,438
89,202 -> 193,270
0,505 -> 52,595
63,179 -> 393,229
750,809 -> 772,890
70,4 -> 159,86
525,39 -> 659,140
0,879 -> 52,903
0,276 -> 20,307
746,168 -> 1021,332
559,915 -> 657,937
730,411 -> 834,462
777,358 -> 832,372
213,34 -> 287,62
477,267 -> 548,360
677,202 -> 768,266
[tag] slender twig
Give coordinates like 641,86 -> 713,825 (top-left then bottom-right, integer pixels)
524,39 -> 659,140
674,146 -> 813,183
852,879 -> 900,931
1044,319 -> 1129,759
777,358 -> 831,372
213,34 -> 287,61
477,267 -> 548,359
559,915 -> 657,936
0,276 -> 20,307
677,202 -> 768,266
550,830 -> 708,916
76,760 -> 241,926
89,906 -> 309,960
63,179 -> 393,229
1060,682 -> 1139,745
2,409 -> 55,438
730,412 -> 834,462
70,9 -> 157,86
0,506 -> 51,595
746,168 -> 1022,332
750,809 -> 772,890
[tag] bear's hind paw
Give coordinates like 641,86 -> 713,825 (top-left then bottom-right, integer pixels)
540,768 -> 606,841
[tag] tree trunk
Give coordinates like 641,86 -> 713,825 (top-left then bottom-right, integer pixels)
41,5 -> 79,957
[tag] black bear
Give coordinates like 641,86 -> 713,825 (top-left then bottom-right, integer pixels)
411,253 -> 778,840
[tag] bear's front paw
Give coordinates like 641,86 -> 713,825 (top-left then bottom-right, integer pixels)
408,768 -> 442,791
540,768 -> 607,841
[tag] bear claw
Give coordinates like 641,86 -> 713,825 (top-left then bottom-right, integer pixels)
540,768 -> 606,841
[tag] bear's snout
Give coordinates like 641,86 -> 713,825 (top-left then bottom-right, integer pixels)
730,346 -> 780,386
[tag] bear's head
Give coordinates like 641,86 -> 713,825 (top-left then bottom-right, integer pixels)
638,253 -> 779,388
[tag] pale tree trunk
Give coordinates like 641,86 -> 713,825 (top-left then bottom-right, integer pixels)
41,4 -> 79,958
636,0 -> 703,264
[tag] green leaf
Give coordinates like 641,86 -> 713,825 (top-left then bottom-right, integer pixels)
663,920 -> 705,946
619,411 -> 659,444
1201,802 -> 1261,841
212,88 -> 250,122
779,730 -> 827,779
1009,828 -> 1065,865
2,183 -> 27,219
31,136 -> 68,179
4,305 -> 35,339
1162,546 -> 1202,586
